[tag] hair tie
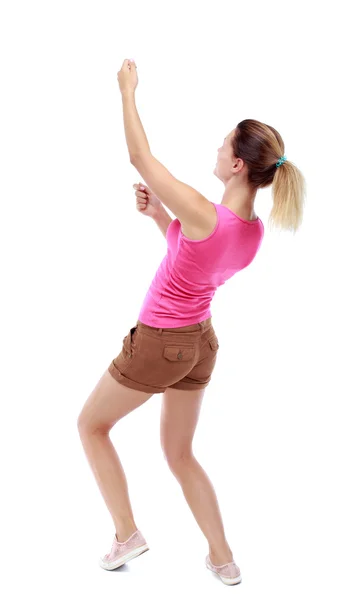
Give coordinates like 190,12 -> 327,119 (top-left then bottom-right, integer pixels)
276,155 -> 287,168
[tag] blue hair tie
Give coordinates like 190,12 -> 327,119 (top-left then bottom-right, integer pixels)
276,155 -> 287,168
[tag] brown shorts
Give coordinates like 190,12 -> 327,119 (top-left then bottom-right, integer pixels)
108,317 -> 219,394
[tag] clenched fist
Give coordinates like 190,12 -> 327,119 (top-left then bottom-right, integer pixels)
133,182 -> 161,219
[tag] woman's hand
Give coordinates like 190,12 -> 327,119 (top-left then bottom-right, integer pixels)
133,182 -> 161,219
117,59 -> 138,95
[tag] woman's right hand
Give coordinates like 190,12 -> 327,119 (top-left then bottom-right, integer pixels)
133,182 -> 162,219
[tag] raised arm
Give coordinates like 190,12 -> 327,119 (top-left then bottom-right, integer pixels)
121,91 -> 216,240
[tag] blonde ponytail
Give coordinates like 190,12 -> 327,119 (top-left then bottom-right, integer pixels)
269,159 -> 307,234
231,119 -> 307,233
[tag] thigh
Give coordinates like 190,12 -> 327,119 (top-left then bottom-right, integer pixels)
77,369 -> 153,434
160,387 -> 205,461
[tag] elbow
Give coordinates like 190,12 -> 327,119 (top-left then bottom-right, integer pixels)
130,153 -> 142,165
130,151 -> 152,166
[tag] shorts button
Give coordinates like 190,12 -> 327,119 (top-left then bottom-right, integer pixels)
177,352 -> 183,359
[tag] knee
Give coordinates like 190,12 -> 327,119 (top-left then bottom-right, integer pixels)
77,411 -> 109,437
77,411 -> 90,437
162,446 -> 194,475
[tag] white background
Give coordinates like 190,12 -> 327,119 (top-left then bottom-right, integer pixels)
1,0 -> 351,598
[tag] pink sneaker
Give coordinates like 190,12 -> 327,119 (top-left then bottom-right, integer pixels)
99,530 -> 149,570
205,554 -> 242,585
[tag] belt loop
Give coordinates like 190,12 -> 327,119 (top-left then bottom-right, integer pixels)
158,328 -> 162,335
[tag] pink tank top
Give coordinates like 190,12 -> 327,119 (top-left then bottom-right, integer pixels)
138,202 -> 264,327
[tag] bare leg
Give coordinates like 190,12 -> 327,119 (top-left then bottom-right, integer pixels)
77,370 -> 153,541
160,387 -> 234,565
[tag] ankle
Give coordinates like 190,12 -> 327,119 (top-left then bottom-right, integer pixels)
209,543 -> 234,566
115,521 -> 138,543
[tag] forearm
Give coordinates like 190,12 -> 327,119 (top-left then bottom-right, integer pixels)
121,91 -> 151,159
153,207 -> 173,238
121,92 -> 171,237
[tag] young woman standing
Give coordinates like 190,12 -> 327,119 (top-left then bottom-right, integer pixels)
77,59 -> 306,586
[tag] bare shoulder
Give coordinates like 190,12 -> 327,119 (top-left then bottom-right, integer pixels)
181,201 -> 217,241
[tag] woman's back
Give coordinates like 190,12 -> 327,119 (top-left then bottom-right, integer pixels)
138,202 -> 264,328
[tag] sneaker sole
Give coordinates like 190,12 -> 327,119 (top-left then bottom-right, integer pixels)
206,562 -> 242,585
99,544 -> 149,570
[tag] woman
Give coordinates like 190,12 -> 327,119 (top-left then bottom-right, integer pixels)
77,59 -> 306,586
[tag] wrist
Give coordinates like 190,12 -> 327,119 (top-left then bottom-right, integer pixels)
153,203 -> 165,216
121,90 -> 135,101
154,205 -> 171,223
152,207 -> 164,221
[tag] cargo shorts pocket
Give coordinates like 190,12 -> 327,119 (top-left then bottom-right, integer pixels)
119,326 -> 139,372
209,336 -> 219,351
161,344 -> 197,386
123,326 -> 138,356
163,346 -> 196,362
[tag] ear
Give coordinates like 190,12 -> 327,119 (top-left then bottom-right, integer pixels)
231,157 -> 245,173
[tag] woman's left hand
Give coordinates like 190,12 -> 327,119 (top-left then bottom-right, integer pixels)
117,59 -> 138,95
